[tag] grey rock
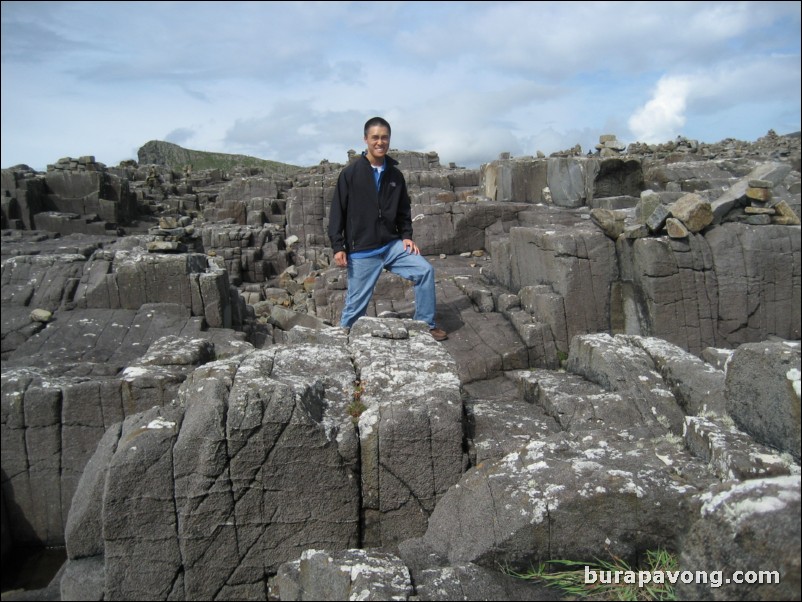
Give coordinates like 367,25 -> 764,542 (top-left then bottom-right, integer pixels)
482,157 -> 547,203
272,549 -> 412,601
2,253 -> 87,312
646,203 -> 671,232
744,214 -> 771,225
624,223 -> 650,238
684,416 -> 799,481
436,279 -> 529,383
465,375 -> 558,465
2,305 -> 46,358
269,305 -> 328,331
60,555 -> 105,602
616,233 -> 719,356
637,189 -> 663,223
565,333 -> 686,435
725,341 -> 801,461
507,224 -> 617,352
710,162 -> 791,224
678,475 -> 801,601
285,186 -> 329,247
546,157 -> 587,207
103,405 -> 185,601
517,368 -> 658,436
624,335 -> 727,416
422,430 -> 715,570
65,423 -> 122,559
701,346 -> 734,371
351,317 -> 463,548
61,328 -> 463,598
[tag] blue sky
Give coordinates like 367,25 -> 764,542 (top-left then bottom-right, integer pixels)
1,1 -> 800,171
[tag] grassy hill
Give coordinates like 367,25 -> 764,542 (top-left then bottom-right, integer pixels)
137,140 -> 303,175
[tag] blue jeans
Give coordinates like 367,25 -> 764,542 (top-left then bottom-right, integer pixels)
340,239 -> 437,329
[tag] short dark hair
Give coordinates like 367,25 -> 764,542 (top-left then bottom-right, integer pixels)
364,117 -> 391,137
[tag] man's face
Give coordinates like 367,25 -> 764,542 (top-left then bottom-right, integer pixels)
364,125 -> 390,161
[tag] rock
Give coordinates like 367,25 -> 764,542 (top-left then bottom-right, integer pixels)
744,205 -> 776,214
60,555 -> 105,602
684,416 -> 799,481
589,208 -> 625,239
670,193 -> 713,233
646,203 -> 671,232
773,200 -> 801,224
350,317 -> 463,547
725,341 -> 801,462
29,308 -> 52,322
666,217 -> 690,238
395,538 -> 560,602
518,368 -> 649,435
422,429 -> 715,570
146,240 -> 181,252
624,335 -> 727,416
637,189 -> 663,223
710,162 -> 791,224
565,333 -> 686,435
271,549 -> 412,601
746,186 -> 772,203
678,475 -> 801,601
269,305 -> 328,331
2,133 -> 801,600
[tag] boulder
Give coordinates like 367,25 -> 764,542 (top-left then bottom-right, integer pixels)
725,341 -> 801,462
678,475 -> 801,601
422,429 -> 716,570
271,549 -> 412,601
565,333 -> 686,436
350,317 -> 464,547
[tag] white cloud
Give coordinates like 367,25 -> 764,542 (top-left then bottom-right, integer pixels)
628,75 -> 691,143
1,1 -> 799,170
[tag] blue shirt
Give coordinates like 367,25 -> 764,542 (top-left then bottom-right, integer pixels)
372,161 -> 385,191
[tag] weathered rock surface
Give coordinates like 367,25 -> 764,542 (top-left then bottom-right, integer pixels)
1,133 -> 800,599
58,320 -> 464,599
725,340 -> 801,462
420,430 -> 717,570
271,549 -> 413,601
677,475 -> 801,601
350,318 -> 464,548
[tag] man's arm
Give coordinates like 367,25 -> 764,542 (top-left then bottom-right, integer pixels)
328,169 -> 350,263
395,175 -> 414,241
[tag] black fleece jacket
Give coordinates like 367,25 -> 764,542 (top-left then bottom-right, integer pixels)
328,153 -> 414,255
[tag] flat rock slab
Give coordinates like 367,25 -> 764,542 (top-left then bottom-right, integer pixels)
422,429 -> 717,570
437,279 -> 528,383
678,475 -> 801,601
4,303 -> 203,373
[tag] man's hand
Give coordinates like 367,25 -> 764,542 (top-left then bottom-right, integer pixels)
402,239 -> 420,255
334,251 -> 348,268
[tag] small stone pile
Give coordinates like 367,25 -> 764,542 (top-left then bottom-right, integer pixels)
743,179 -> 800,226
595,134 -> 627,157
47,155 -> 105,172
145,215 -> 198,253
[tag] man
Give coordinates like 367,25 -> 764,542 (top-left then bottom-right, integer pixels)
328,117 -> 448,341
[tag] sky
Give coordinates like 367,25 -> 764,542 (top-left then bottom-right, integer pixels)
1,1 -> 800,171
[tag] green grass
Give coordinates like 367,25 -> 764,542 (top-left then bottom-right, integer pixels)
505,549 -> 678,601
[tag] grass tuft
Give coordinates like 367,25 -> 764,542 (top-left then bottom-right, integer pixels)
505,549 -> 678,601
